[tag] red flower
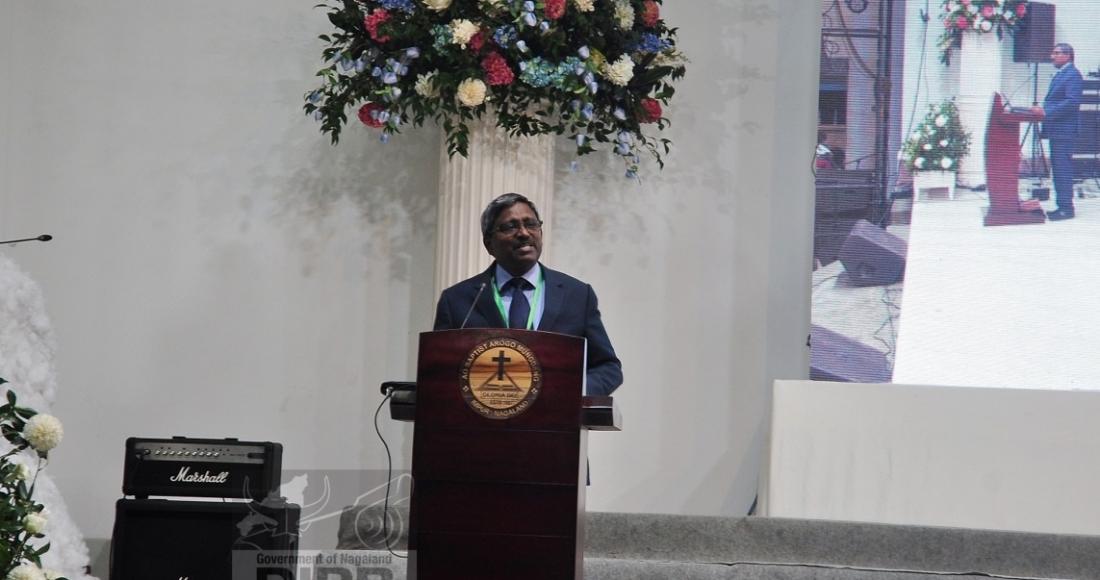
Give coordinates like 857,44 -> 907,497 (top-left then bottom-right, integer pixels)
641,1 -> 660,27
1016,3 -> 1027,18
980,4 -> 994,18
469,31 -> 486,52
955,15 -> 969,29
357,102 -> 385,128
545,0 -> 566,20
364,9 -> 391,43
481,52 -> 515,86
639,98 -> 662,123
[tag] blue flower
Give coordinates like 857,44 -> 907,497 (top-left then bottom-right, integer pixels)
493,25 -> 518,47
578,46 -> 590,59
576,134 -> 587,146
523,12 -> 538,27
515,40 -> 529,53
372,67 -> 382,77
539,20 -> 550,32
307,90 -> 322,104
634,32 -> 671,54
613,107 -> 626,121
383,72 -> 398,84
378,0 -> 416,13
523,1 -> 535,10
405,47 -> 421,59
380,133 -> 391,144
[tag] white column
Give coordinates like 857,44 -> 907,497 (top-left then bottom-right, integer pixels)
434,116 -> 555,296
956,31 -> 1003,189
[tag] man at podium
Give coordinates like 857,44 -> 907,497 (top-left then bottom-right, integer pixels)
433,193 -> 623,396
1031,42 -> 1083,221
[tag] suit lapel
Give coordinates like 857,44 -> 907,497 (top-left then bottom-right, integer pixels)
472,265 -> 505,327
538,265 -> 566,331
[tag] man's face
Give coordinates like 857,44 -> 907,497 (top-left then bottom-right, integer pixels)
1051,47 -> 1071,69
484,202 -> 543,276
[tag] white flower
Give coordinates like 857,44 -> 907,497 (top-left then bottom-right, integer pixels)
603,54 -> 635,86
23,513 -> 47,534
915,157 -> 926,169
13,462 -> 32,481
934,115 -> 947,127
923,143 -> 933,151
572,0 -> 595,12
7,565 -> 45,580
911,131 -> 921,140
939,139 -> 949,147
967,4 -> 978,13
613,0 -> 635,29
980,19 -> 993,32
414,71 -> 440,98
653,48 -> 688,67
941,157 -> 954,169
456,78 -> 487,107
480,0 -> 504,8
23,414 -> 63,452
422,0 -> 452,11
450,19 -> 479,48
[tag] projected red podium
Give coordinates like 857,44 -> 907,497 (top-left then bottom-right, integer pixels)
401,328 -> 620,580
984,93 -> 1046,226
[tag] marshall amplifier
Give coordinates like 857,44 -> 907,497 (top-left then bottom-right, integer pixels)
123,437 -> 282,499
111,498 -> 300,580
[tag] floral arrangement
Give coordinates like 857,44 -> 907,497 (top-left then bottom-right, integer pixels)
0,378 -> 67,580
938,0 -> 1029,64
900,100 -> 971,173
304,0 -> 687,177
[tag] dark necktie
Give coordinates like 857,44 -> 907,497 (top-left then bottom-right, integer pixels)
505,277 -> 532,329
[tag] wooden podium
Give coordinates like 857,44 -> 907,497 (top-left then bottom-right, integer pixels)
984,93 -> 1046,226
400,328 -> 620,580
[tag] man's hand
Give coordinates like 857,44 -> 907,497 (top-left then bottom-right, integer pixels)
1030,106 -> 1046,119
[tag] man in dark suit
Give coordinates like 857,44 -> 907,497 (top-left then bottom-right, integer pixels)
433,193 -> 623,396
1032,42 -> 1083,221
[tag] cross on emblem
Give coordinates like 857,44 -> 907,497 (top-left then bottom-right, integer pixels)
492,350 -> 511,380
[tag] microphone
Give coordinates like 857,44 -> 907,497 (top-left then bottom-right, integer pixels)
460,282 -> 488,329
0,234 -> 52,245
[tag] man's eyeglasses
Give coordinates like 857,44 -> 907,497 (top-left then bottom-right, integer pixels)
493,219 -> 543,235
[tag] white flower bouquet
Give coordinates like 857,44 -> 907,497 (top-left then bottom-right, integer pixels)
0,379 -> 67,580
900,100 -> 971,174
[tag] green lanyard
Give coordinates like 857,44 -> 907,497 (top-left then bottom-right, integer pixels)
491,270 -> 545,330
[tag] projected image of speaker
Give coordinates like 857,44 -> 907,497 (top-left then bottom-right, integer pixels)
838,220 -> 907,286
111,498 -> 300,580
1014,2 -> 1055,63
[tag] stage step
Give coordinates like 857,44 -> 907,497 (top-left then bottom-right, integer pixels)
339,507 -> 1100,579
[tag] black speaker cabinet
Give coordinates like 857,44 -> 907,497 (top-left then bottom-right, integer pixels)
810,324 -> 891,383
838,220 -> 907,286
111,498 -> 300,580
1014,2 -> 1055,64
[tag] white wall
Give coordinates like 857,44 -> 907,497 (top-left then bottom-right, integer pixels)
0,0 -> 816,543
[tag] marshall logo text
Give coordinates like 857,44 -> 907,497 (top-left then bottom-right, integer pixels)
169,466 -> 230,484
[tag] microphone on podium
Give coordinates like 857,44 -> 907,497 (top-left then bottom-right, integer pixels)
0,234 -> 52,245
459,282 -> 488,329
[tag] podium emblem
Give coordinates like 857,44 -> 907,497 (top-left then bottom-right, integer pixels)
461,338 -> 542,419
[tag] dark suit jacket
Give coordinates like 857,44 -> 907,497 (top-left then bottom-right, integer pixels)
433,263 -> 623,396
1042,63 -> 1083,141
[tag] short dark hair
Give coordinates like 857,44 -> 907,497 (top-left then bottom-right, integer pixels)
481,193 -> 541,239
1054,43 -> 1074,61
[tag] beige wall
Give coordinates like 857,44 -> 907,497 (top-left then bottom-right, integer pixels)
0,0 -> 817,543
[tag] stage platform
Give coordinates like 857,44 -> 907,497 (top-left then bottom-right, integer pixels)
892,191 -> 1100,390
340,506 -> 1100,579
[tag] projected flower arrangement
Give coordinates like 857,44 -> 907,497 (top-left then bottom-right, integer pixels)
304,0 -> 687,177
0,379 -> 67,580
938,0 -> 1029,64
901,100 -> 971,174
